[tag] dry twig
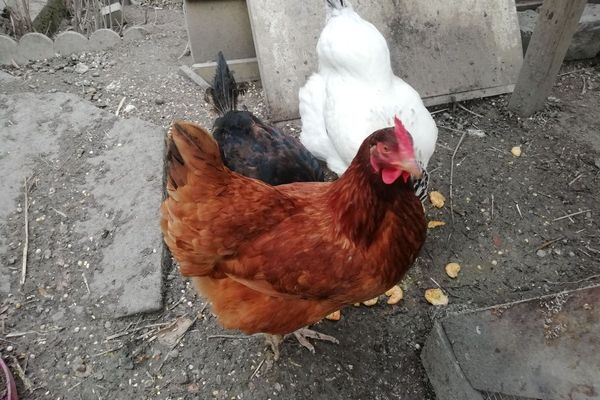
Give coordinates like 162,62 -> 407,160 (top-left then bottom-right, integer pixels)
115,97 -> 126,116
20,177 -> 29,285
449,132 -> 467,223
553,210 -> 591,222
249,358 -> 266,381
457,103 -> 483,118
534,236 -> 565,252
9,355 -> 33,392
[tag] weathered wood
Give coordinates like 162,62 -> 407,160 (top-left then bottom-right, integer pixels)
509,0 -> 586,116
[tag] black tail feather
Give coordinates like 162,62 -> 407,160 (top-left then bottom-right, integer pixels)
326,0 -> 345,9
210,51 -> 239,115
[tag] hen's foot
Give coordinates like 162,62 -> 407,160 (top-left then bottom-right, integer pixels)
263,334 -> 284,360
290,327 -> 339,353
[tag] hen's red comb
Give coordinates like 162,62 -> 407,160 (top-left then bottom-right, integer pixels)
394,116 -> 415,155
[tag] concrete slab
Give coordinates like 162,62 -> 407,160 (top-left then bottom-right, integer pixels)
0,92 -> 165,316
247,0 -> 522,121
184,0 -> 256,64
422,285 -> 600,400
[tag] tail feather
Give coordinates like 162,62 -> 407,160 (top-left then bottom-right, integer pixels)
165,121 -> 227,196
209,51 -> 239,115
326,0 -> 345,9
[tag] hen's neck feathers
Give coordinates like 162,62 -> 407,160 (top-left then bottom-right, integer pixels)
326,147 -> 416,247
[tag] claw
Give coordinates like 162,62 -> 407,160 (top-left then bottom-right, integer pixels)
290,327 -> 339,353
263,334 -> 283,360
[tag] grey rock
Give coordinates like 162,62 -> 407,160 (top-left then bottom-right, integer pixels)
7,256 -> 16,265
123,26 -> 149,42
567,4 -> 600,60
519,5 -> 600,60
17,32 -> 54,62
74,62 -> 89,74
89,29 -> 121,51
54,31 -> 88,56
0,35 -> 18,65
536,249 -> 547,257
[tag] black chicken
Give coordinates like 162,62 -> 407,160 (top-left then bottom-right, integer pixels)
206,52 -> 325,185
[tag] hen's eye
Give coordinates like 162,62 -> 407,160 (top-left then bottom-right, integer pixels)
382,145 -> 389,152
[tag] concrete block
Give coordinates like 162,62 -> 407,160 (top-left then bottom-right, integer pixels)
89,28 -> 121,51
519,4 -> 600,60
184,0 -> 256,64
123,26 -> 149,42
0,35 -> 18,65
247,0 -> 523,121
0,92 -> 165,316
431,285 -> 600,399
54,31 -> 89,55
17,32 -> 55,61
192,57 -> 259,83
421,322 -> 484,400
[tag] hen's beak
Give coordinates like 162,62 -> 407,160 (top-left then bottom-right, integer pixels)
394,159 -> 423,179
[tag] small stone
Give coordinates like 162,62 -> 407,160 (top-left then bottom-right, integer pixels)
7,256 -> 16,265
274,383 -> 282,392
43,249 -> 52,259
104,321 -> 112,329
168,349 -> 179,358
187,383 -> 200,393
35,248 -> 42,255
73,326 -> 80,333
154,97 -> 165,105
536,249 -> 547,258
94,372 -> 104,380
6,345 -> 13,352
74,63 -> 89,74
174,372 -> 188,384
92,71 -> 100,77
123,104 -> 136,113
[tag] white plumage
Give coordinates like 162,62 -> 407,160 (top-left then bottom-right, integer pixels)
299,0 -> 438,182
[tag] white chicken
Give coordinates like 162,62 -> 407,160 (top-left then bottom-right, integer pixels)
299,0 -> 438,201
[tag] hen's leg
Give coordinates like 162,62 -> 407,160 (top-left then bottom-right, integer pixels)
290,327 -> 339,353
263,334 -> 284,360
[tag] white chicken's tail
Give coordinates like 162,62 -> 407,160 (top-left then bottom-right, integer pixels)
325,0 -> 352,18
326,0 -> 345,9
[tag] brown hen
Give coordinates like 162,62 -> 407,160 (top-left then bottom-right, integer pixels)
160,117 -> 426,357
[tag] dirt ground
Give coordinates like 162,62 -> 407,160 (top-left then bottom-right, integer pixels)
1,4 -> 600,400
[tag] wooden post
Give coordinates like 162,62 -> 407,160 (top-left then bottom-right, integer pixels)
508,0 -> 586,116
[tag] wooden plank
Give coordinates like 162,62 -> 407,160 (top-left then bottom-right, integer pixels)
247,0 -> 523,122
516,0 -> 544,11
508,0 -> 587,116
192,57 -> 260,83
